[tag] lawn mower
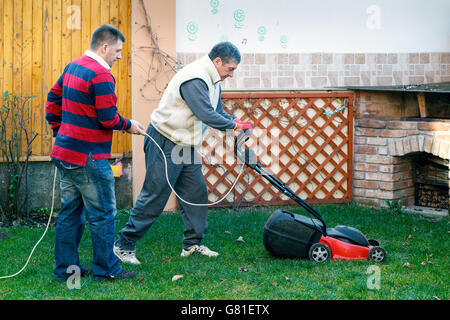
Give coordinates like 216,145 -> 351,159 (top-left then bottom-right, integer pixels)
234,130 -> 387,263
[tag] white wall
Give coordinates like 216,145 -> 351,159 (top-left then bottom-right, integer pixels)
176,0 -> 450,53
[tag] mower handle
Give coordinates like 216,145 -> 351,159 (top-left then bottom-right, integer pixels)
233,129 -> 327,235
234,129 -> 258,169
235,129 -> 251,153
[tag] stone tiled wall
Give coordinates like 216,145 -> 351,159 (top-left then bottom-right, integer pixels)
176,52 -> 450,89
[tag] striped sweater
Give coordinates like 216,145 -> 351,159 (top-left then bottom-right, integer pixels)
46,55 -> 131,166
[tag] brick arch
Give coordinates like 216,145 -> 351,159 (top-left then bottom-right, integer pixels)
387,135 -> 450,161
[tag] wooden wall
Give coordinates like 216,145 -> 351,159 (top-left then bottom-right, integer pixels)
0,0 -> 132,159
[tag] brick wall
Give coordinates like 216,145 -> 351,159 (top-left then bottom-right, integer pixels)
353,118 -> 450,208
177,52 -> 450,90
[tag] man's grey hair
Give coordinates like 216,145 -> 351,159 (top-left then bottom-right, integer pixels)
208,42 -> 241,64
90,24 -> 125,50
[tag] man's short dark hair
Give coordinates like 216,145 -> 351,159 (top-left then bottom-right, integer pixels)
90,24 -> 125,50
208,42 -> 241,64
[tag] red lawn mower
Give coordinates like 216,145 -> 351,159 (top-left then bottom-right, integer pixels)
234,130 -> 387,263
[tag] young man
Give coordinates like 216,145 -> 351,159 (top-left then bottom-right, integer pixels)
46,24 -> 146,281
113,42 -> 252,265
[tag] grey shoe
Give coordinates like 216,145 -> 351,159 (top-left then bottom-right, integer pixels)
113,243 -> 141,265
181,244 -> 219,257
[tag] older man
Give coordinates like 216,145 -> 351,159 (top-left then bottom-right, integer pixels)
114,42 -> 252,265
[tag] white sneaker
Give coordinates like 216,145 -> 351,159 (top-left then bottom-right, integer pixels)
113,244 -> 141,265
180,244 -> 219,257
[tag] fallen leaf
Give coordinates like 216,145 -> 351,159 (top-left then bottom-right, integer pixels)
407,234 -> 413,239
236,236 -> 245,243
238,267 -> 248,272
403,262 -> 411,268
284,276 -> 290,282
224,231 -> 232,235
433,296 -> 441,300
139,277 -> 145,283
219,278 -> 227,282
413,227 -> 418,232
172,274 -> 184,282
403,242 -> 409,246
271,282 -> 278,287
421,261 -> 426,267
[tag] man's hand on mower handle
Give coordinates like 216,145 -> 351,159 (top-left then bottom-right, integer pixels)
126,119 -> 146,136
234,118 -> 253,131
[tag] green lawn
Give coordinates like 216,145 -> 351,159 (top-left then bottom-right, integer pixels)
0,203 -> 448,300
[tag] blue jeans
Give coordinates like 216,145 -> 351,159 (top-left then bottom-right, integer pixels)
53,155 -> 122,280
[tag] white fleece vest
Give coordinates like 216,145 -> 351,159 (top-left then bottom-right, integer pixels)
151,55 -> 221,146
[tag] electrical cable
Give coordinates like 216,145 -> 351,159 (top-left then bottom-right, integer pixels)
0,166 -> 57,279
0,132 -> 245,279
143,131 -> 245,206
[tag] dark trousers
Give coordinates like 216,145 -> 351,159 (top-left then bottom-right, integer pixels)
117,125 -> 208,250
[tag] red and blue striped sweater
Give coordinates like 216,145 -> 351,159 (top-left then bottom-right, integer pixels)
46,55 -> 131,166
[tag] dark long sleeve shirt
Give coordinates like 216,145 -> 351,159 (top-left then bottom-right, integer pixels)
180,79 -> 235,131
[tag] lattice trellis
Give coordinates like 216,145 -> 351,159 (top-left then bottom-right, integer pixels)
199,92 -> 354,207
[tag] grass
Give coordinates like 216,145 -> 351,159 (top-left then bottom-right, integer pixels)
0,203 -> 448,300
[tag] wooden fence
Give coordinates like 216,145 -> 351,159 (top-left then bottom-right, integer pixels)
0,0 -> 132,159
200,91 -> 354,206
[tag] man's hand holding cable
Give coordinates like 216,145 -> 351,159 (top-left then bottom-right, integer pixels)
127,119 -> 146,135
234,119 -> 253,131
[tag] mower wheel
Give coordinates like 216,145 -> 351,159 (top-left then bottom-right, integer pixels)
308,243 -> 331,263
368,238 -> 380,246
369,246 -> 387,263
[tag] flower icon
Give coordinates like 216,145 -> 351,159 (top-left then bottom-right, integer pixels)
234,9 -> 245,29
210,0 -> 219,14
280,35 -> 288,48
187,21 -> 198,41
257,26 -> 267,41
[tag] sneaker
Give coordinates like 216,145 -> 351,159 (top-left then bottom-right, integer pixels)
108,269 -> 137,281
113,243 -> 141,265
180,244 -> 219,257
